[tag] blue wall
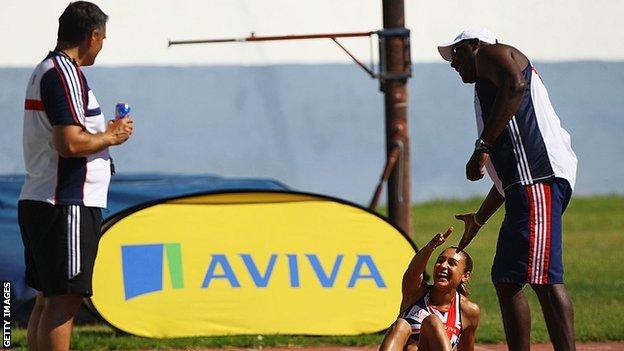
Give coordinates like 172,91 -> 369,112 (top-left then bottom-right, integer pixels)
2,61 -> 622,203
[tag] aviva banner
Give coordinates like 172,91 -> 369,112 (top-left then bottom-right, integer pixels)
90,191 -> 416,338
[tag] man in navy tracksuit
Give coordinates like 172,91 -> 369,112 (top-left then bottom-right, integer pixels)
439,28 -> 578,351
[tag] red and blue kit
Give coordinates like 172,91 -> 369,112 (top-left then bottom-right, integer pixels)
399,286 -> 462,350
21,51 -> 110,208
475,62 -> 576,285
19,51 -> 110,297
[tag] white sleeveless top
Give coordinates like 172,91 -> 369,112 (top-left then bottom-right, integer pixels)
399,286 -> 462,350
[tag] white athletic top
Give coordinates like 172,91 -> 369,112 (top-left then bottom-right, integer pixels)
400,287 -> 462,350
20,51 -> 111,208
475,63 -> 577,195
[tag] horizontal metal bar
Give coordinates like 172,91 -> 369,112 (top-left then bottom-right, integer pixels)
169,31 -> 375,46
168,38 -> 239,46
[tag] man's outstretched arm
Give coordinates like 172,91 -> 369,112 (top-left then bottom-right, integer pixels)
456,185 -> 505,251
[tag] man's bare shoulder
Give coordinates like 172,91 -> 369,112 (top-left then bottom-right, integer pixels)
477,44 -> 528,69
477,43 -> 513,61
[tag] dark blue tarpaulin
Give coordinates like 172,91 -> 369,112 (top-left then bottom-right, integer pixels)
0,174 -> 288,306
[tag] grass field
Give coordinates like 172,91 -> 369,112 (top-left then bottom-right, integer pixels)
411,195 -> 624,343
10,195 -> 624,350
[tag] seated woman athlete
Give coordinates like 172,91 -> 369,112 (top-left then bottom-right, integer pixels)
380,227 -> 480,351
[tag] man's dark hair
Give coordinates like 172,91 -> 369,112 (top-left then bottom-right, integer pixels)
57,1 -> 108,46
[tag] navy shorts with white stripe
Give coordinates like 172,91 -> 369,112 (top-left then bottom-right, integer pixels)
18,200 -> 102,297
491,178 -> 572,285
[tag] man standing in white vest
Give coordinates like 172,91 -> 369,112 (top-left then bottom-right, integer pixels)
439,28 -> 577,351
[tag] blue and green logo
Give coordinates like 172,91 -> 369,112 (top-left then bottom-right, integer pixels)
121,243 -> 184,300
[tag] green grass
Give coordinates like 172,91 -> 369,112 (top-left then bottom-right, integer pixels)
9,195 -> 624,349
10,326 -> 385,350
9,326 -> 386,350
409,195 -> 624,344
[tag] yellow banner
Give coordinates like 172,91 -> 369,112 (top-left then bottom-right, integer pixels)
90,191 -> 415,338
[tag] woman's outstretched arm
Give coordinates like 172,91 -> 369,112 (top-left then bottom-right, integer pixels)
400,227 -> 454,311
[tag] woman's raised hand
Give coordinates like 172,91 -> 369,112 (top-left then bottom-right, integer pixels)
426,226 -> 454,249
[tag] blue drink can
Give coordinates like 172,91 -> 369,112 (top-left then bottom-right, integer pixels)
115,103 -> 131,120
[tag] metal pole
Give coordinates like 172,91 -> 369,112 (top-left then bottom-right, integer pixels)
382,0 -> 413,235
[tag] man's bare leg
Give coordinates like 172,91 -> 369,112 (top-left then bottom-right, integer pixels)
380,319 -> 412,351
532,284 -> 576,351
36,294 -> 83,351
495,283 -> 531,351
27,293 -> 45,351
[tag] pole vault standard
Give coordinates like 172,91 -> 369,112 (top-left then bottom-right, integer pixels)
168,32 -> 379,78
381,0 -> 412,236
169,14 -> 413,236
